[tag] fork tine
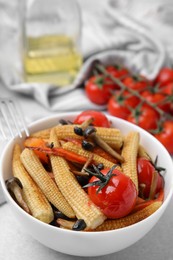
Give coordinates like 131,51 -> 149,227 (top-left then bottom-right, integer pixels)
5,99 -> 22,138
0,99 -> 15,139
7,99 -> 23,138
0,112 -> 8,140
0,98 -> 29,140
11,99 -> 30,137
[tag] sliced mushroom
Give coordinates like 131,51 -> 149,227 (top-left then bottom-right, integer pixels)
84,126 -> 124,162
6,177 -> 31,214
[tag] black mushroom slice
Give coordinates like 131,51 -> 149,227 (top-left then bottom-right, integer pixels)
83,126 -> 96,138
82,140 -> 94,151
72,219 -> 87,231
84,126 -> 124,163
74,117 -> 94,137
74,126 -> 84,136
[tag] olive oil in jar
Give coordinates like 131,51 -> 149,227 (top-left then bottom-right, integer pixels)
24,35 -> 82,86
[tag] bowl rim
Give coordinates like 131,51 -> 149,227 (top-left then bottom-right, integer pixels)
0,112 -> 173,235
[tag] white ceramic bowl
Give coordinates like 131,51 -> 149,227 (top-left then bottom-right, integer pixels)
0,112 -> 173,257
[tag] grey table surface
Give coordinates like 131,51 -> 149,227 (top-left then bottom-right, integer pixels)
0,84 -> 173,260
0,201 -> 173,260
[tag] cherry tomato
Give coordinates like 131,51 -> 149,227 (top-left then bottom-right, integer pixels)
155,67 -> 173,87
85,75 -> 116,105
160,82 -> 173,112
106,65 -> 129,88
127,105 -> 159,132
123,75 -> 150,92
87,167 -> 137,219
137,158 -> 164,199
73,110 -> 111,128
141,90 -> 171,113
106,65 -> 129,78
154,121 -> 173,154
161,82 -> 173,95
108,91 -> 139,120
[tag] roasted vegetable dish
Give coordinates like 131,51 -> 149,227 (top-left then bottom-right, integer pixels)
6,111 -> 165,232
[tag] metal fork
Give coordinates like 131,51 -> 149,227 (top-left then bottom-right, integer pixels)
0,98 -> 29,141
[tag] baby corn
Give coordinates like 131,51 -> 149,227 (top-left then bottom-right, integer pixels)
12,144 -> 54,223
58,125 -> 123,150
121,131 -> 139,193
95,201 -> 162,231
49,128 -> 106,230
31,125 -> 123,150
20,148 -> 75,218
30,128 -> 51,139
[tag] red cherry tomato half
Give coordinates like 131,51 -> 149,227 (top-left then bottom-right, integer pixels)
155,67 -> 173,87
137,158 -> 164,199
85,75 -> 116,105
88,168 -> 137,219
154,121 -> 173,154
73,110 -> 111,128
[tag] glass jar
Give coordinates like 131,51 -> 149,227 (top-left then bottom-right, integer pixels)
22,0 -> 82,86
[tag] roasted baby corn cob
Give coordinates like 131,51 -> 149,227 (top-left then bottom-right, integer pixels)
31,125 -> 123,150
57,125 -> 123,150
62,141 -> 122,170
95,201 -> 162,231
121,131 -> 139,193
20,148 -> 75,218
12,144 -> 54,223
49,128 -> 106,230
57,200 -> 162,231
30,127 -> 52,139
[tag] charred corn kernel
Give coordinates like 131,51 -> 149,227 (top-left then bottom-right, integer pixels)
138,145 -> 152,161
20,148 -> 75,218
12,144 -> 54,223
49,128 -> 106,230
121,131 -> 139,192
62,141 -> 122,171
95,201 -> 162,231
31,125 -> 123,150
